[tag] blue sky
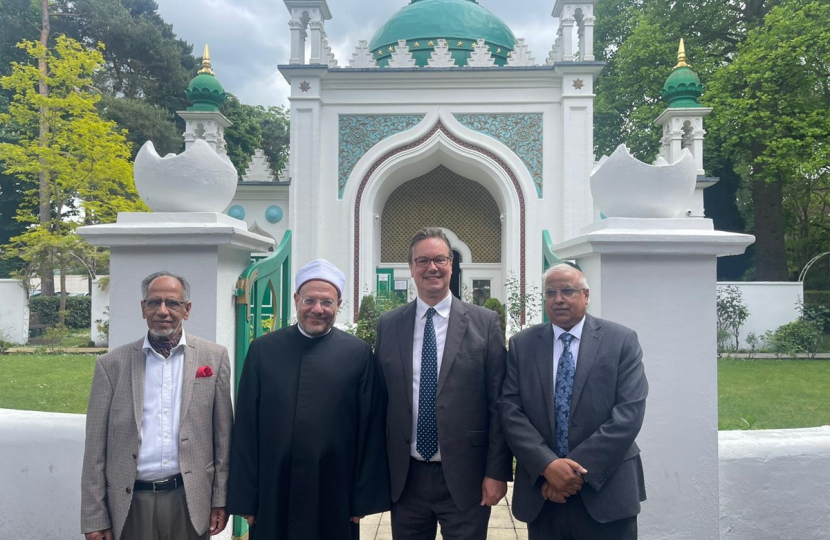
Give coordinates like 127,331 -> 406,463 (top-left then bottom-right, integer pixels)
155,0 -> 561,107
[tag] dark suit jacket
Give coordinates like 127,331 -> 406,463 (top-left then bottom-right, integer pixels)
81,334 -> 234,540
498,314 -> 648,524
376,296 -> 512,510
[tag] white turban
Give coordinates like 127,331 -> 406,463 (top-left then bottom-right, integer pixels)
295,259 -> 346,298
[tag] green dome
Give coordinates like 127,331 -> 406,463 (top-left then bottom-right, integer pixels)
369,0 -> 516,67
186,72 -> 227,112
662,66 -> 704,108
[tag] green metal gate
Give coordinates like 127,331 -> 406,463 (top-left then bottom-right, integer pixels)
231,230 -> 292,539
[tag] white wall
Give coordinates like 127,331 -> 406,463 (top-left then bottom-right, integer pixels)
0,279 -> 29,345
718,282 -> 803,349
90,278 -> 110,347
0,408 -> 231,540
719,426 -> 830,540
2,408 -> 826,540
0,409 -> 86,538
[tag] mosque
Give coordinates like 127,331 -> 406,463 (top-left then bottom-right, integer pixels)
181,0 -> 711,321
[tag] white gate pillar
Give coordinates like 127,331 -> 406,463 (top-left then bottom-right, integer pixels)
552,217 -> 753,540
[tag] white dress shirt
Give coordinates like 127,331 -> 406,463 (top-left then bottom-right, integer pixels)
411,293 -> 453,461
136,331 -> 187,481
551,317 -> 586,384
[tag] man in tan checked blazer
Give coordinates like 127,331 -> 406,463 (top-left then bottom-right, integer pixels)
81,271 -> 233,540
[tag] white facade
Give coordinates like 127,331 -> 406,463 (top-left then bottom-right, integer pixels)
90,278 -> 110,347
221,0 -> 613,321
0,279 -> 29,345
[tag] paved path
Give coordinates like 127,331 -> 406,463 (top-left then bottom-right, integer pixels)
359,484 -> 528,540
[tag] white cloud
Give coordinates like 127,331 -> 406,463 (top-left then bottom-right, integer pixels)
155,0 -> 564,106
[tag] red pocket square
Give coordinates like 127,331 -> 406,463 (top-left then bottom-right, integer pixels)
196,366 -> 213,378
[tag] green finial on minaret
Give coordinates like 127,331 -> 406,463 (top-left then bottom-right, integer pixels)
185,44 -> 227,112
662,39 -> 704,108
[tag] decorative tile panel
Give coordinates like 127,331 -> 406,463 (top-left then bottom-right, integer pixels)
454,113 -> 544,197
381,166 -> 501,263
338,114 -> 425,198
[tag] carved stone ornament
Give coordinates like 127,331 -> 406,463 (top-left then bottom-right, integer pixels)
134,139 -> 238,212
590,144 -> 697,218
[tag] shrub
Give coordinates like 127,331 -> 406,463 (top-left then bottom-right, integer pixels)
763,319 -> 823,358
0,329 -> 14,354
29,295 -> 91,329
716,285 -> 749,352
804,290 -> 830,306
745,332 -> 761,359
356,295 -> 379,349
483,298 -> 506,339
798,300 -> 830,333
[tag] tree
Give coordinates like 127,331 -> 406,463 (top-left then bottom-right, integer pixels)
0,36 -> 145,322
223,94 -> 290,176
705,1 -> 830,280
52,0 -> 197,113
98,94 -> 182,158
592,0 -> 829,282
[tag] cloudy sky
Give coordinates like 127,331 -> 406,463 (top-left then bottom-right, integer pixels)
154,0 -> 561,107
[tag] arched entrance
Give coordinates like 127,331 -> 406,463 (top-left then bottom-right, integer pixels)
347,119 -> 532,319
379,165 -> 502,302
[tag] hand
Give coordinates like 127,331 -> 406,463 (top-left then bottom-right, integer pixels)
350,516 -> 363,524
541,482 -> 567,503
84,530 -> 113,540
542,458 -> 587,496
209,507 -> 228,535
480,477 -> 508,506
242,515 -> 256,527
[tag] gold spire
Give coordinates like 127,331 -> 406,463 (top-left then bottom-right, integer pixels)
197,44 -> 215,75
673,38 -> 689,69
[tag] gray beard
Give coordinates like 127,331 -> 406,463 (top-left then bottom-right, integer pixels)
149,326 -> 179,338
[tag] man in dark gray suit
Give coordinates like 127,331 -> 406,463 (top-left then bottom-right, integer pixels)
375,228 -> 512,540
499,263 -> 647,539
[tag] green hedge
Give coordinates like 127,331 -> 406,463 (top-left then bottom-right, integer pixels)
805,291 -> 830,306
30,296 -> 91,329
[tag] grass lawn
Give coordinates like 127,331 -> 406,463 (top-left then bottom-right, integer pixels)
2,354 -> 830,431
0,354 -> 96,414
718,358 -> 830,430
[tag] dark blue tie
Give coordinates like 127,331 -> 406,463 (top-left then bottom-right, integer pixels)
417,307 -> 439,461
554,332 -> 576,457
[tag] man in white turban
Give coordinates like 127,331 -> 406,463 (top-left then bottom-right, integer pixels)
227,260 -> 390,540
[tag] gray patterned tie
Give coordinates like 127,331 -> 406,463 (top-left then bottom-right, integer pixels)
554,332 -> 576,456
417,307 -> 439,461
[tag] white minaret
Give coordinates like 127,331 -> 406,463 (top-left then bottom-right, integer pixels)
654,40 -> 714,218
284,0 -> 332,65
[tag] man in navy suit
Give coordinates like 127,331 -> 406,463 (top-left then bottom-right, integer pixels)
375,228 -> 512,540
499,263 -> 648,539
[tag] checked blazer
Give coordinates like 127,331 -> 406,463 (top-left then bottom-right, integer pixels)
80,334 -> 233,540
498,314 -> 648,524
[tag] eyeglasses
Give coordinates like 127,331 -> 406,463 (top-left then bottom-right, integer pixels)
299,297 -> 337,309
144,299 -> 187,310
412,256 -> 452,268
544,288 -> 586,299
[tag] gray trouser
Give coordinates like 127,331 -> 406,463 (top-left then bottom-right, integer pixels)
391,459 -> 490,540
122,486 -> 207,540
